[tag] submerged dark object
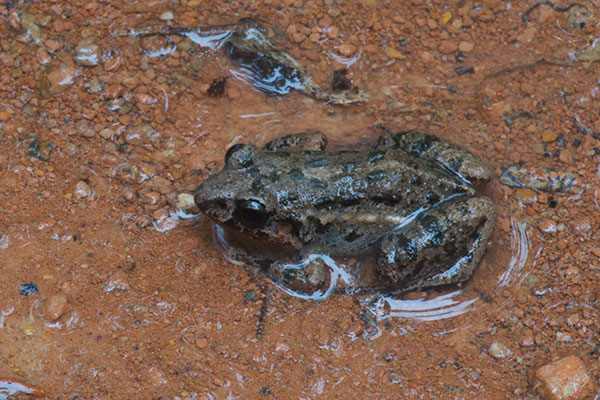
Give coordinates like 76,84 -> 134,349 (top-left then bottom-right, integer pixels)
225,34 -> 304,96
331,68 -> 353,91
28,140 -> 53,161
19,282 -> 38,296
224,24 -> 367,104
115,20 -> 368,104
207,76 -> 227,97
499,165 -> 575,192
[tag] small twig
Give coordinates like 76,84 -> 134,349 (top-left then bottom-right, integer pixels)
256,284 -> 270,339
474,57 -> 574,119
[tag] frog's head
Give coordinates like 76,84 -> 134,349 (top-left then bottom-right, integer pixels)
195,143 -> 296,245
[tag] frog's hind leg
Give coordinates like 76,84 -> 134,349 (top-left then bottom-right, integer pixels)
390,131 -> 494,182
222,242 -> 331,297
376,196 -> 497,293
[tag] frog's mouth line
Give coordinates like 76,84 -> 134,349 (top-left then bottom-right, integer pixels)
216,216 -> 305,251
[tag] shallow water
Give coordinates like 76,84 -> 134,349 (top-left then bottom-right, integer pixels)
1,1 -> 600,398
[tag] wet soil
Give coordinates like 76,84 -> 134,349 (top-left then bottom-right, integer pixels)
1,0 -> 600,398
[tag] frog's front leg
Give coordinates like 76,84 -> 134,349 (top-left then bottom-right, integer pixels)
376,195 -> 496,293
223,243 -> 329,295
380,131 -> 494,182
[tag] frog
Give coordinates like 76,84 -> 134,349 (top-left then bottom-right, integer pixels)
194,130 -> 497,298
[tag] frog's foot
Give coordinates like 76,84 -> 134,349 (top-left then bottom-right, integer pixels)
376,195 -> 497,293
380,131 -> 494,182
264,257 -> 330,296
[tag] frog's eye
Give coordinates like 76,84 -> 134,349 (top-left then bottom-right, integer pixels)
235,199 -> 269,228
225,144 -> 256,169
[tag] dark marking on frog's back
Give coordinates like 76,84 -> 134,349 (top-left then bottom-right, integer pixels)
288,168 -> 305,181
304,158 -> 329,168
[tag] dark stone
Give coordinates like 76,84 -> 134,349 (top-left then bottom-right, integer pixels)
20,282 -> 38,296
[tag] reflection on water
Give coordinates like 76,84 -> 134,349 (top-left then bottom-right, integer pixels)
367,290 -> 479,321
0,379 -> 46,399
185,31 -> 232,50
272,254 -> 346,301
498,217 -> 532,287
326,51 -> 361,67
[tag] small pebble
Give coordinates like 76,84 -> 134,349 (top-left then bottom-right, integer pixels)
74,180 -> 92,199
159,11 -> 174,21
438,40 -> 457,54
328,26 -> 339,39
177,193 -> 196,211
125,124 -> 158,145
98,128 -> 115,140
533,355 -> 595,400
148,367 -> 167,386
47,65 -> 77,94
36,48 -> 51,65
75,120 -> 94,138
121,187 -> 137,202
309,32 -> 320,43
542,132 -> 557,143
337,44 -> 356,57
75,38 -> 101,66
134,93 -> 157,105
420,51 -> 435,63
104,271 -> 131,292
539,219 -> 557,233
517,26 -> 537,44
44,294 -> 68,321
458,41 -> 474,52
488,341 -> 512,359
291,33 -> 305,43
122,76 -> 140,89
385,47 -> 405,59
190,55 -> 204,72
143,191 -> 161,205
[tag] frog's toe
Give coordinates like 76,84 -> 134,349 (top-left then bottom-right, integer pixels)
376,196 -> 497,292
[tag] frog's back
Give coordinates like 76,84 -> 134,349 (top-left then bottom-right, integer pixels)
253,148 -> 473,255
257,147 -> 472,212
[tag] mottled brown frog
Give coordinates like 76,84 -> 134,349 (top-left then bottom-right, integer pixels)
195,130 -> 497,297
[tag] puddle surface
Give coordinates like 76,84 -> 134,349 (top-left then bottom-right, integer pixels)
1,1 -> 599,398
